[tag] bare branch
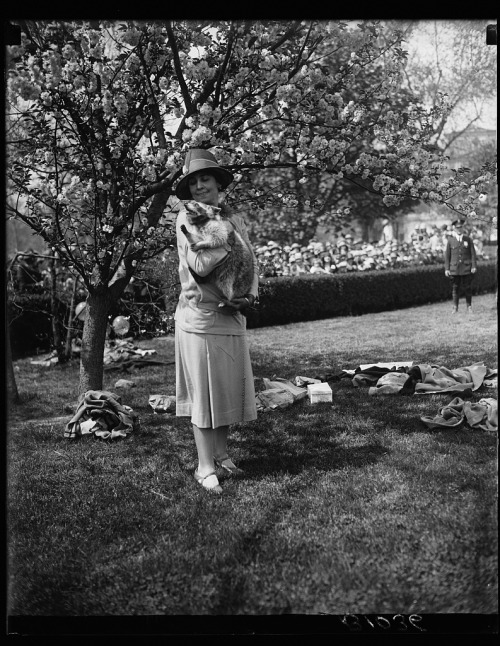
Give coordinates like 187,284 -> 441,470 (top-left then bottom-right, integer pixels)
166,21 -> 193,113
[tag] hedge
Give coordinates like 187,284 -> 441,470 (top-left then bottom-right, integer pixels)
245,259 -> 497,329
7,260 -> 496,356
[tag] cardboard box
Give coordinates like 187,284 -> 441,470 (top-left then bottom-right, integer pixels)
307,382 -> 332,403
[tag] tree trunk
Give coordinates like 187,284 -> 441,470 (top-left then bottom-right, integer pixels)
6,317 -> 20,404
78,289 -> 111,394
48,257 -> 65,363
64,273 -> 79,359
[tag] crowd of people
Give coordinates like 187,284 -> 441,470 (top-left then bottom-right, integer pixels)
255,223 -> 490,278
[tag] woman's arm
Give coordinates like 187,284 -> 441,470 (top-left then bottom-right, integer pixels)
186,246 -> 229,277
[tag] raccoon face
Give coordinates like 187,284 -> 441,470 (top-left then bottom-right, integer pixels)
184,200 -> 221,226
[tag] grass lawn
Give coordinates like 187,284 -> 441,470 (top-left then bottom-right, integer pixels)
7,293 -> 498,621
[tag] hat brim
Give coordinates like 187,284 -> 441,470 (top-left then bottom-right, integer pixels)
175,165 -> 234,200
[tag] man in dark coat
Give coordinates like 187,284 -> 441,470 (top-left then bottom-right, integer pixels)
444,219 -> 477,314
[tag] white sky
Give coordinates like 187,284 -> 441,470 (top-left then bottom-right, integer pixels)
404,20 -> 497,131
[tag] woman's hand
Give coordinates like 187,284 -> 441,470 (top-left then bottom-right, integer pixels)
218,295 -> 254,311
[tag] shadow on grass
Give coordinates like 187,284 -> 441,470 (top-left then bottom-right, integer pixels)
242,441 -> 390,478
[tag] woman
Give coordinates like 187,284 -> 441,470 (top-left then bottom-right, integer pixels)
174,149 -> 259,494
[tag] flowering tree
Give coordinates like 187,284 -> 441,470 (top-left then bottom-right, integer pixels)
243,23 -> 422,243
6,19 -> 495,393
224,19 -> 497,242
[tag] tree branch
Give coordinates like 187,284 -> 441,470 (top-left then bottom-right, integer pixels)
213,23 -> 236,109
166,21 -> 193,113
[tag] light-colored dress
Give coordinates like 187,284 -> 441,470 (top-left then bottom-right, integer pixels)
174,206 -> 259,429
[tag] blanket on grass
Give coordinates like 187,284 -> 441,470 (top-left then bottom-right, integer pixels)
414,362 -> 488,394
420,397 -> 497,431
255,378 -> 308,412
65,390 -> 139,439
103,339 -> 172,371
352,362 -> 495,395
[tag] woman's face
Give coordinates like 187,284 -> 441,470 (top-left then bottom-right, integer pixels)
188,172 -> 220,206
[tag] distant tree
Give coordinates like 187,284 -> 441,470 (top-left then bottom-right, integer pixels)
399,19 -> 497,230
402,19 -> 497,150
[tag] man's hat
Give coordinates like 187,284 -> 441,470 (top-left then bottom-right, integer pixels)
175,149 -> 234,200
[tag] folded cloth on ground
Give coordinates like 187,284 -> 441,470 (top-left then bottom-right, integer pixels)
420,397 -> 497,431
463,398 -> 497,430
256,388 -> 295,412
255,377 -> 308,413
103,339 -> 170,371
149,394 -> 176,414
295,375 -> 322,387
368,372 -> 410,395
483,367 -> 498,389
262,378 -> 308,400
65,390 -> 139,439
352,365 -> 420,389
359,361 -> 413,370
352,366 -> 392,387
414,362 -> 487,394
30,351 -> 59,367
104,339 -> 156,361
115,379 -> 136,389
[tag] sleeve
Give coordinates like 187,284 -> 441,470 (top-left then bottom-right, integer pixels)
443,239 -> 451,271
177,210 -> 230,278
469,237 -> 477,269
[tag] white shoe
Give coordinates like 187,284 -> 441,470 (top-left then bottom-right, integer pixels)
194,469 -> 222,494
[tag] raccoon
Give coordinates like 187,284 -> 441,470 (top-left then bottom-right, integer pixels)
180,200 -> 254,303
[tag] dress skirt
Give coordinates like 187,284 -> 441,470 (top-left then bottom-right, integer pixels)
175,328 -> 258,429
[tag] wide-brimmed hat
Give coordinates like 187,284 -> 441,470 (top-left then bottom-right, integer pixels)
175,149 -> 234,200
